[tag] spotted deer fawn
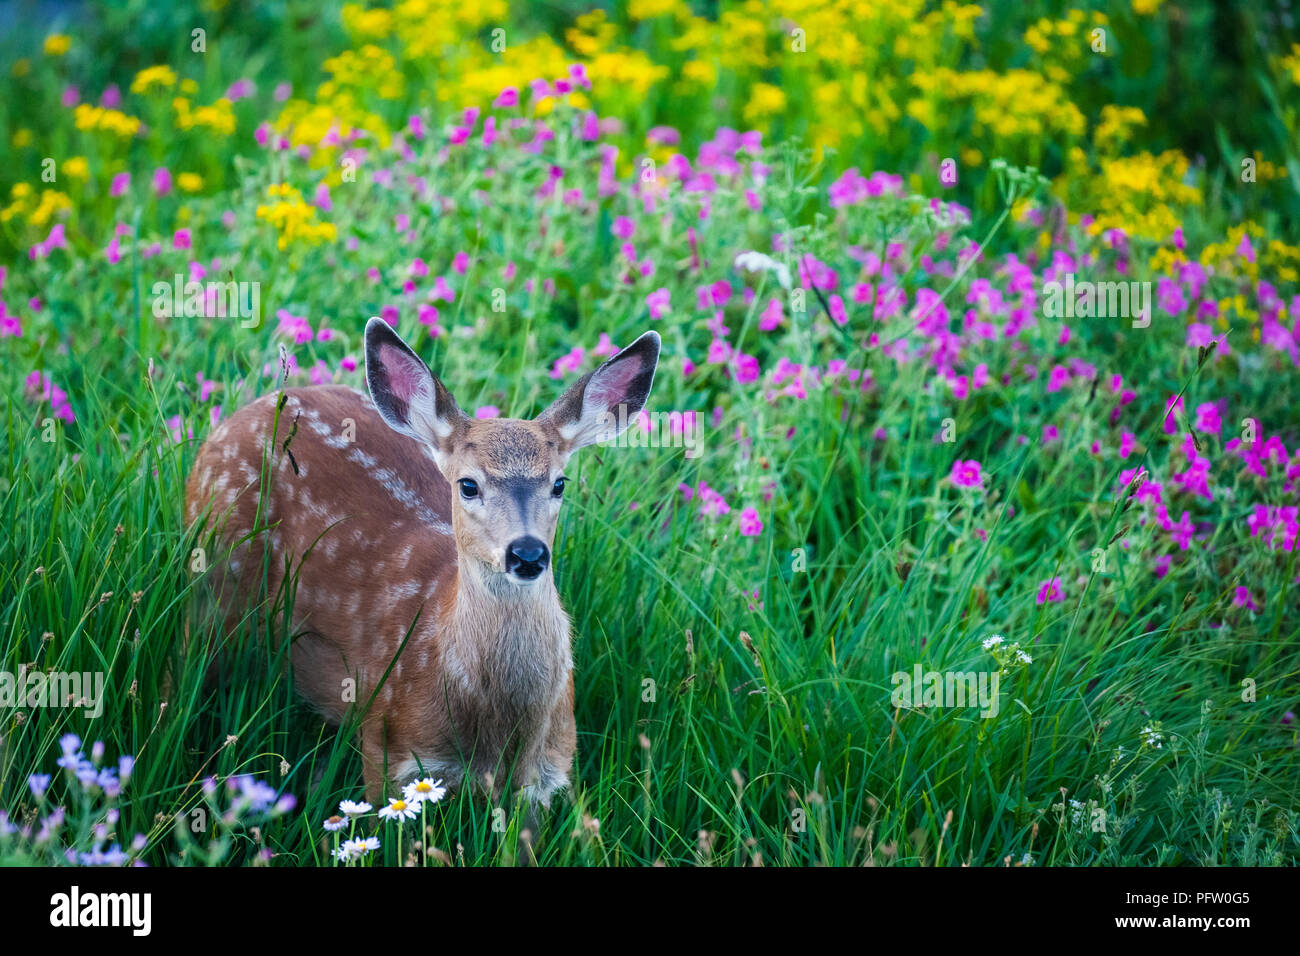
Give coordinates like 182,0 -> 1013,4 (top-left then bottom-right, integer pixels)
184,318 -> 660,806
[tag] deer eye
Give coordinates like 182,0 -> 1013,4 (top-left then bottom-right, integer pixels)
552,477 -> 566,498
458,478 -> 479,499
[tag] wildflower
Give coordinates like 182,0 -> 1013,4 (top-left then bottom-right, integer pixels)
738,507 -> 763,536
28,774 -> 52,799
339,799 -> 371,818
378,797 -> 418,822
1036,577 -> 1064,604
1140,724 -> 1164,749
950,459 -> 984,490
323,815 -> 347,832
1232,586 -> 1261,612
646,287 -> 670,320
403,777 -> 448,805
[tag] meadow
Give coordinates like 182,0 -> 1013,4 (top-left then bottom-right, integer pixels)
1,0 -> 1298,867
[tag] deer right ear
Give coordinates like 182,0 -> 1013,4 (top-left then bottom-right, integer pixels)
364,317 -> 466,450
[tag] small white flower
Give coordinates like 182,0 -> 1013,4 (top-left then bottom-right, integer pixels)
1140,725 -> 1164,748
1015,649 -> 1033,665
403,777 -> 448,806
339,799 -> 372,817
981,634 -> 1005,650
322,814 -> 347,832
378,797 -> 418,822
733,250 -> 792,291
336,836 -> 379,861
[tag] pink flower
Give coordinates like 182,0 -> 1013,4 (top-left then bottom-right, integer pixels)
733,352 -> 760,384
452,252 -> 470,275
646,288 -> 670,320
1036,577 -> 1064,605
1232,585 -> 1260,611
549,346 -> 586,379
612,216 -> 635,239
430,276 -> 455,302
493,86 -> 519,109
950,459 -> 983,489
110,172 -> 130,197
307,183 -> 331,212
475,405 -> 500,419
739,507 -> 763,536
152,167 -> 172,196
173,228 -> 192,250
828,294 -> 848,326
759,298 -> 784,331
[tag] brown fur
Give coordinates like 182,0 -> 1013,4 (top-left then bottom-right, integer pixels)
184,322 -> 658,808
183,385 -> 576,803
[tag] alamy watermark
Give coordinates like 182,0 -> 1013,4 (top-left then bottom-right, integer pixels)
1042,273 -> 1151,328
891,663 -> 1000,718
0,667 -> 104,718
597,404 -> 702,458
152,273 -> 260,327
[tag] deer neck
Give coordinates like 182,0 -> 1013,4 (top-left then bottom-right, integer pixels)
441,559 -> 572,709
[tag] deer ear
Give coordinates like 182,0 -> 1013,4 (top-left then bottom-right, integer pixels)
364,317 -> 465,450
537,330 -> 661,452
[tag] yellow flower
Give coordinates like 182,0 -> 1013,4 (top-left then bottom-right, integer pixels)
29,189 -> 73,228
257,183 -> 336,249
178,172 -> 204,192
743,83 -> 787,127
12,128 -> 33,148
628,0 -> 686,20
681,59 -> 717,88
74,104 -> 143,138
131,65 -> 178,94
1133,0 -> 1164,15
175,96 -> 237,136
63,157 -> 90,180
44,34 -> 71,57
342,3 -> 393,39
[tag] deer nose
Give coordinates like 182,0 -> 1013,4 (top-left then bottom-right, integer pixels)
506,536 -> 549,580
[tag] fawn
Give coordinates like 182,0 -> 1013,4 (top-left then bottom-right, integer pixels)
184,318 -> 660,806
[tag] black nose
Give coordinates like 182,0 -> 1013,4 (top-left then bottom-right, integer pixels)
506,536 -> 550,579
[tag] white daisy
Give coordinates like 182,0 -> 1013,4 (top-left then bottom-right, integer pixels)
733,250 -> 792,291
339,799 -> 372,817
403,777 -> 448,805
323,814 -> 347,832
378,797 -> 418,822
981,634 -> 1005,650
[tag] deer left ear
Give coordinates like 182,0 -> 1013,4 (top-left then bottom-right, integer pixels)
364,317 -> 466,452
537,330 -> 661,452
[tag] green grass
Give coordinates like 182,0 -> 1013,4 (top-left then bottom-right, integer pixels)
1,1 -> 1298,868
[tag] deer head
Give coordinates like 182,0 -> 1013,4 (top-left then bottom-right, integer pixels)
363,317 -> 660,587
